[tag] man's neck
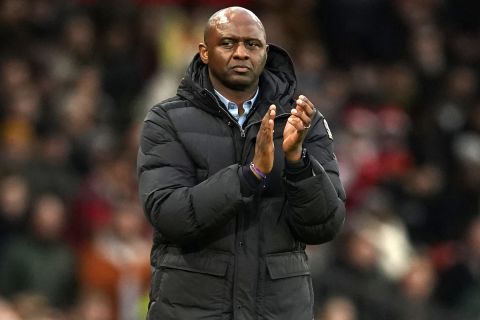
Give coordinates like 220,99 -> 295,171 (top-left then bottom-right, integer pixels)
209,77 -> 258,112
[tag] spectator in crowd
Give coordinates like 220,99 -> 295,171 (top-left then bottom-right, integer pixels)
0,193 -> 77,310
316,296 -> 358,320
313,216 -> 398,320
0,175 -> 29,255
396,254 -> 453,320
435,216 -> 480,319
77,202 -> 151,320
70,289 -> 114,320
0,299 -> 21,320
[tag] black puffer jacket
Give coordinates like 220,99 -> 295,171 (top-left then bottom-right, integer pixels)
137,45 -> 346,320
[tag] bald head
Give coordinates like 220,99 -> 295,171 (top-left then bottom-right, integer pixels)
204,7 -> 266,44
198,6 -> 268,97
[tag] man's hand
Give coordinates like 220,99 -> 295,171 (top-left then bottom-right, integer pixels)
252,105 -> 276,176
283,95 -> 316,162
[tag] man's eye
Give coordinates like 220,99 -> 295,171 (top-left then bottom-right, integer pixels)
246,41 -> 260,48
221,40 -> 234,48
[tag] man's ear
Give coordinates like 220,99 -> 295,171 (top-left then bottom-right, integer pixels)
263,44 -> 269,65
199,43 -> 208,64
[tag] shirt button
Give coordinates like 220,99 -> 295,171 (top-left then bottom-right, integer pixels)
239,241 -> 244,247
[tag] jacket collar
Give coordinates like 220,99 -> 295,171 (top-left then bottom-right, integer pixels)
177,44 -> 297,118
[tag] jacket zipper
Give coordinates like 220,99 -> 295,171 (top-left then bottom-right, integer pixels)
201,88 -> 245,315
239,112 -> 290,164
202,89 -> 291,316
202,89 -> 245,135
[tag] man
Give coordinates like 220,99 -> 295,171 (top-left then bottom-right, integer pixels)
137,6 -> 346,320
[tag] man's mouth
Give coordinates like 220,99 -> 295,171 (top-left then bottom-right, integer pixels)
231,66 -> 250,73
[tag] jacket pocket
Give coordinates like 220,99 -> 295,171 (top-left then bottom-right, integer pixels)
158,248 -> 229,276
260,251 -> 314,320
266,251 -> 310,279
149,247 -> 232,319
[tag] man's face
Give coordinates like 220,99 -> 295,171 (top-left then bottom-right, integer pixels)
200,12 -> 268,92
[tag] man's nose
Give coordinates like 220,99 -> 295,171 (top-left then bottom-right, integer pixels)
233,42 -> 249,58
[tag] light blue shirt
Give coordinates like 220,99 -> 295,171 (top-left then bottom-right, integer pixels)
214,88 -> 259,126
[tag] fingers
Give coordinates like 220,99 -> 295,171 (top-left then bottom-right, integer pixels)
291,95 -> 316,130
253,105 -> 276,174
287,112 -> 308,131
291,108 -> 310,129
296,95 -> 316,118
268,104 -> 276,131
261,104 -> 276,134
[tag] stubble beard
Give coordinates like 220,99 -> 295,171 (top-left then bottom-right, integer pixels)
222,73 -> 258,92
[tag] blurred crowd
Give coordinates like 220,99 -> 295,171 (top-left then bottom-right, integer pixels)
0,0 -> 479,319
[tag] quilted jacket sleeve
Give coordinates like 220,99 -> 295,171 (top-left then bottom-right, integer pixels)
285,113 -> 346,244
137,105 -> 249,245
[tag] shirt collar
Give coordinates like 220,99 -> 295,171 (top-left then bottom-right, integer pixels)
214,88 -> 260,110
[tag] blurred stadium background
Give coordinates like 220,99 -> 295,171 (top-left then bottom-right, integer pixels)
0,0 -> 479,319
